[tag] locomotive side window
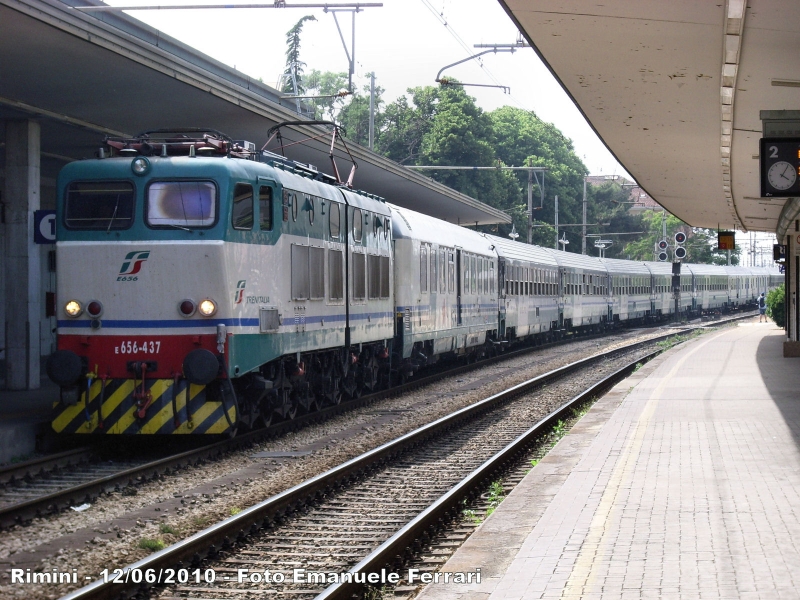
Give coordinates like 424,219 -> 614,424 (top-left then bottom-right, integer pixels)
329,250 -> 344,300
309,246 -> 324,299
490,262 -> 495,294
369,254 -> 381,299
291,244 -> 310,300
291,192 -> 298,222
330,203 -> 341,239
471,256 -> 477,294
352,252 -> 366,300
259,187 -> 273,231
231,184 -> 253,230
380,256 -> 390,298
147,181 -> 216,228
307,195 -> 315,225
65,181 -> 134,230
353,208 -> 363,242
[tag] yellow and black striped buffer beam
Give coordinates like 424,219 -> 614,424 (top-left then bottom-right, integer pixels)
52,379 -> 236,435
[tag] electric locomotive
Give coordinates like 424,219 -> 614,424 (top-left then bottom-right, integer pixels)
47,129 -> 392,435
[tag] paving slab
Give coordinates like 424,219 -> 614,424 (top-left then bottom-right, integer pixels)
416,320 -> 800,600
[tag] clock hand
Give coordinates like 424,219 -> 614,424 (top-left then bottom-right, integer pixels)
782,164 -> 793,179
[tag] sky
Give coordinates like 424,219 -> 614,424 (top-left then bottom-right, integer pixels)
102,0 -> 629,177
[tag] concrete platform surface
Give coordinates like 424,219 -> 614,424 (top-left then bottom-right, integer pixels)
416,320 -> 800,600
0,377 -> 58,464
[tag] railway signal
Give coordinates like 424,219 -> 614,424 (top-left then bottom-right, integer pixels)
656,239 -> 668,261
674,231 -> 687,260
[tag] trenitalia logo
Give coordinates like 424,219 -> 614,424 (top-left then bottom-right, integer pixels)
119,251 -> 150,275
234,280 -> 246,304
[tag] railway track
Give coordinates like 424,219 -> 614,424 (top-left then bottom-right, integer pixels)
58,319 -> 741,600
0,313 -> 751,532
0,321 -> 648,528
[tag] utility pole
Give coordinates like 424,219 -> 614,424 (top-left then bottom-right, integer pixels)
554,194 -> 559,250
581,178 -> 587,254
368,72 -> 375,150
527,158 -> 534,244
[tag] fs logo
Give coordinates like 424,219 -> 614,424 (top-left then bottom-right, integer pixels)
117,251 -> 150,281
234,280 -> 246,304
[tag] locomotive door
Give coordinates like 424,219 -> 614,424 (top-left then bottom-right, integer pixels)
456,249 -> 463,326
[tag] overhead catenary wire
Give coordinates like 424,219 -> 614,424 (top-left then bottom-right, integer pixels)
419,0 -> 531,110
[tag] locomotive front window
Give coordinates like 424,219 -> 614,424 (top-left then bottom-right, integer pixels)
65,181 -> 134,230
147,181 -> 216,228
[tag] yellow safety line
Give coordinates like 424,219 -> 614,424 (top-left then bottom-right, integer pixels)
562,330 -> 731,597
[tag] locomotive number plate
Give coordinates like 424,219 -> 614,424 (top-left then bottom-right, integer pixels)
115,340 -> 162,354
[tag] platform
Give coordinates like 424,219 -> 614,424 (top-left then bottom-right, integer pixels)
0,369 -> 58,465
416,320 -> 800,600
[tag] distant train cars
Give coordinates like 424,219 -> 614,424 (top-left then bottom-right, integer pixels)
46,129 -> 781,435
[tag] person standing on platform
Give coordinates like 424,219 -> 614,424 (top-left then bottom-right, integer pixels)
758,292 -> 767,322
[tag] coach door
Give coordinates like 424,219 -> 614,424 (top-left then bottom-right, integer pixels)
456,248 -> 463,326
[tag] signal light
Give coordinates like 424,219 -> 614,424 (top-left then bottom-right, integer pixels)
178,299 -> 196,317
674,231 -> 687,244
657,239 -> 668,250
674,246 -> 687,260
658,252 -> 668,261
86,300 -> 103,317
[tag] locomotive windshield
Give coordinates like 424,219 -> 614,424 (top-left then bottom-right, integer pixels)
64,181 -> 134,230
146,181 -> 216,228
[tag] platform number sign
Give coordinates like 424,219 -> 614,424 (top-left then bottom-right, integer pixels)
760,138 -> 800,197
34,210 -> 56,244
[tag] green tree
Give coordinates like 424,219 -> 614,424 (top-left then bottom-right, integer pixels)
304,70 -> 349,120
767,283 -> 785,328
281,15 -> 316,95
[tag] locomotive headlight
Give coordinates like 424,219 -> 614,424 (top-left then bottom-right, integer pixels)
64,300 -> 82,317
198,299 -> 217,317
131,156 -> 151,176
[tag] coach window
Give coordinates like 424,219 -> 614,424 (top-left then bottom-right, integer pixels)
329,202 -> 340,239
353,208 -> 363,242
431,248 -> 438,293
259,187 -> 273,231
440,250 -> 447,293
448,251 -> 455,293
420,245 -> 428,293
65,181 -> 135,230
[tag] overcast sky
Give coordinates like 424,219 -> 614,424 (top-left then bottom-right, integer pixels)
104,0 -> 629,177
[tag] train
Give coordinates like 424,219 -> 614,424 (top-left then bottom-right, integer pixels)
45,128 -> 782,435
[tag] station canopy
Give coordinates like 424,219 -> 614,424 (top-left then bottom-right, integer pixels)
0,0 -> 510,226
499,1 -> 800,234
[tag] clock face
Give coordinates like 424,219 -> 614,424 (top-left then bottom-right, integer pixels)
767,160 -> 797,191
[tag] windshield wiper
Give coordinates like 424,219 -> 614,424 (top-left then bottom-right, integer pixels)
166,223 -> 193,232
106,194 -> 120,233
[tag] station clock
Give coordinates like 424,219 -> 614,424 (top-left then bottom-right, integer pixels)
760,138 -> 800,197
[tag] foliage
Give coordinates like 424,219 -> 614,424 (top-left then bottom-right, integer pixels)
281,15 -> 317,95
138,538 -> 166,551
485,480 -> 506,517
767,284 -> 785,328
